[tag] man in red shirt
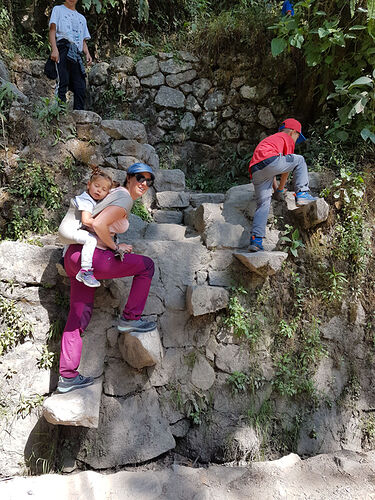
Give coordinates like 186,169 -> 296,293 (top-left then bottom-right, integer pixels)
249,118 -> 316,252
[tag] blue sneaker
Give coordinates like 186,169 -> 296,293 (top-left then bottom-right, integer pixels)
249,235 -> 264,252
57,373 -> 94,393
295,191 -> 317,206
118,317 -> 156,333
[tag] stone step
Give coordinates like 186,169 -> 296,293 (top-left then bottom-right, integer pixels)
119,328 -> 163,370
233,251 -> 288,277
285,192 -> 329,228
42,377 -> 103,428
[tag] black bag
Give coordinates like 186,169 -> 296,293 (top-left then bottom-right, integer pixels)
44,58 -> 57,80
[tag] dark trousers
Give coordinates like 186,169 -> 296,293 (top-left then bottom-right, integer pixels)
56,43 -> 86,110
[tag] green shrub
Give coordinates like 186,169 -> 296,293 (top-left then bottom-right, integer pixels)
0,296 -> 33,355
3,160 -> 62,240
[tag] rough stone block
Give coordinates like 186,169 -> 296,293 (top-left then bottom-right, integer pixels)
144,223 -> 186,241
118,328 -> 163,370
104,358 -> 151,396
204,222 -> 248,249
194,203 -> 223,234
77,389 -> 175,468
156,191 -> 190,208
190,193 -> 225,208
234,251 -> 288,277
286,194 -> 330,228
153,210 -> 183,224
191,355 -> 216,390
101,120 -> 147,143
155,86 -> 185,109
186,285 -> 229,316
135,55 -> 159,78
42,377 -> 103,428
154,169 -> 185,192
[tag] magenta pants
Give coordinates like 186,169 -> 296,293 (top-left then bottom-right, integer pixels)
59,244 -> 154,378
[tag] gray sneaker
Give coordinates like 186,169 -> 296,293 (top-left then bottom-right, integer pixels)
76,269 -> 100,288
118,317 -> 156,333
57,373 -> 94,393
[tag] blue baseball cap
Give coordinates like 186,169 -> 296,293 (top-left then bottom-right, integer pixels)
127,163 -> 155,180
279,118 -> 306,144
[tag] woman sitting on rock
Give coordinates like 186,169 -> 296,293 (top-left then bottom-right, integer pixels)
57,163 -> 156,393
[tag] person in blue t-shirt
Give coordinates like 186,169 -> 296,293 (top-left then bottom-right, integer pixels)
281,0 -> 294,16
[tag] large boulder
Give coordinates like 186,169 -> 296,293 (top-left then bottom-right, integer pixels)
77,389 -> 176,468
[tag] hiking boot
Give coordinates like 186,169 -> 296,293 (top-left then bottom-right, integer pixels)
76,268 -> 100,288
295,191 -> 317,206
249,235 -> 264,252
57,374 -> 94,393
118,317 -> 156,333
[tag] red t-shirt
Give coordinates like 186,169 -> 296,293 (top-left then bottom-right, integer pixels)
249,131 -> 295,172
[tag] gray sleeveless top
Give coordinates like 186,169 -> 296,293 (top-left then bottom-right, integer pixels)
92,188 -> 133,217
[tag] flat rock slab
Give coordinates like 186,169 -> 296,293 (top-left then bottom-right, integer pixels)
234,251 -> 288,276
42,377 -> 103,428
3,451 -> 375,499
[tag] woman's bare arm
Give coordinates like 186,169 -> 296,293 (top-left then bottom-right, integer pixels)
92,205 -> 126,250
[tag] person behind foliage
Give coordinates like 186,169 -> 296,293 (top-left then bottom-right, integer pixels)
57,163 -> 156,394
248,118 -> 317,252
58,167 -> 114,288
48,0 -> 92,110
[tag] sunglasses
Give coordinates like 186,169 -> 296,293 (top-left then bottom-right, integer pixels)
134,173 -> 154,187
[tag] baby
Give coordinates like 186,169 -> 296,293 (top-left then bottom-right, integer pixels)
58,167 -> 113,287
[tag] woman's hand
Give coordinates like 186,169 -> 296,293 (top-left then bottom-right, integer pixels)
118,243 -> 133,254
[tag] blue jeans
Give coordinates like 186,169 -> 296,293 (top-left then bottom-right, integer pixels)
251,154 -> 309,238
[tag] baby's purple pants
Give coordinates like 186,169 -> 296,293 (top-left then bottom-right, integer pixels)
59,244 -> 154,378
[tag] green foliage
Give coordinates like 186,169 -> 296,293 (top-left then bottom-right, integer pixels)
12,160 -> 56,205
0,83 -> 15,116
192,0 -> 277,59
280,224 -> 305,257
186,151 -> 249,194
273,317 -> 328,399
0,296 -> 33,355
322,168 -> 370,273
224,287 -> 262,344
95,84 -> 128,118
227,371 -> 250,394
131,199 -> 152,221
47,319 -> 64,342
185,390 -> 209,425
37,344 -> 56,370
16,394 -> 44,419
34,97 -> 67,125
320,266 -> 347,303
63,156 -> 80,186
270,0 -> 375,143
362,415 -> 375,448
3,160 -> 62,240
